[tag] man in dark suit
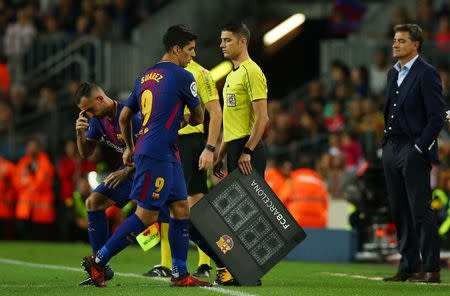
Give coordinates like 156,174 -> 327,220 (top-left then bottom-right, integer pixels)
381,24 -> 446,284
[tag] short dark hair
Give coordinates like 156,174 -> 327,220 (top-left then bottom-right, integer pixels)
74,82 -> 98,104
394,24 -> 423,52
163,24 -> 198,53
221,22 -> 251,44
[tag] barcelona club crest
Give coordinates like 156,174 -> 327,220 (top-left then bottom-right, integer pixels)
151,192 -> 160,200
216,235 -> 234,254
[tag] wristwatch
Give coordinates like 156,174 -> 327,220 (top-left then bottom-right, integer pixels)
205,144 -> 215,152
242,147 -> 253,156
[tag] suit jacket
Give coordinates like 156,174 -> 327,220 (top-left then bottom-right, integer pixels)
382,57 -> 446,162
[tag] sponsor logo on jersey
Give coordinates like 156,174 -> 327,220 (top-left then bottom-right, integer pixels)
190,81 -> 198,97
227,94 -> 236,107
216,235 -> 234,254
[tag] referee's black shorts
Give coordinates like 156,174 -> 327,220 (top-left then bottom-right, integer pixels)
227,136 -> 266,177
178,133 -> 208,195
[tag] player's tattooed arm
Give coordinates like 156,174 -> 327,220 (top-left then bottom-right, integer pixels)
119,106 -> 135,166
188,104 -> 204,126
103,165 -> 135,189
76,110 -> 96,158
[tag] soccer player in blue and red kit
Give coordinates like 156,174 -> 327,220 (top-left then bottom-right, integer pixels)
75,82 -> 142,285
81,24 -> 212,287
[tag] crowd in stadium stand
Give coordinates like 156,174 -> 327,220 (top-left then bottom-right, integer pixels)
0,0 -> 449,241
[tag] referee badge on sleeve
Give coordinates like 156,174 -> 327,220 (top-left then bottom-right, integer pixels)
227,94 -> 236,107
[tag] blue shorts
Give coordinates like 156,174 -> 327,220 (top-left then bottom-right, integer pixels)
93,165 -> 133,209
131,154 -> 187,212
157,206 -> 170,223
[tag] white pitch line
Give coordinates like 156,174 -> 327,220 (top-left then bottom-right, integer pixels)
0,257 -> 259,296
323,272 -> 450,286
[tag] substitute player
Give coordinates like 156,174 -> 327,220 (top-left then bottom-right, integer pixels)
213,22 -> 269,286
81,24 -> 211,287
75,82 -> 142,285
143,60 -> 222,278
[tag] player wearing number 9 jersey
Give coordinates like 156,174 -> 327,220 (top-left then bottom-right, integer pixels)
125,60 -> 201,210
81,24 -> 211,288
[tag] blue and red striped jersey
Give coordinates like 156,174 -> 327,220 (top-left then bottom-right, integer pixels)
86,101 -> 142,155
126,61 -> 200,162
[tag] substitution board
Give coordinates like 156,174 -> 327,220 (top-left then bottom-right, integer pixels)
191,169 -> 307,286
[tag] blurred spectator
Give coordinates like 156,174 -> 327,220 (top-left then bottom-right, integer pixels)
0,100 -> 25,161
340,130 -> 363,171
0,156 -> 16,240
37,85 -> 57,111
346,99 -> 363,130
385,6 -> 410,39
75,14 -> 91,38
3,6 -> 37,56
136,0 -> 169,22
369,49 -> 389,97
329,60 -> 350,97
53,0 -> 78,32
0,1 -> 15,39
9,84 -> 34,119
296,80 -> 326,122
298,111 -> 325,140
321,132 -> 347,197
438,66 -> 450,101
415,0 -> 435,40
3,7 -> 37,82
69,176 -> 91,242
80,0 -> 95,20
112,0 -> 135,41
437,0 -> 450,18
68,77 -> 81,99
436,15 -> 450,52
0,100 -> 12,136
0,50 -> 10,99
14,139 -> 55,240
324,101 -> 346,132
91,6 -> 121,41
41,14 -> 66,42
57,139 -> 96,204
351,65 -> 369,99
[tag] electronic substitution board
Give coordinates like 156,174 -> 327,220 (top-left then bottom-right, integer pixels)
191,169 -> 307,286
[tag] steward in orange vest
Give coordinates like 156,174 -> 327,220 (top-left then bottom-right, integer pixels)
0,156 -> 16,239
278,168 -> 329,228
0,157 -> 16,219
265,168 -> 286,196
265,159 -> 293,206
14,140 -> 55,225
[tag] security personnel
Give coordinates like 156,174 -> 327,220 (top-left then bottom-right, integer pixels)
14,139 -> 55,240
0,156 -> 16,239
278,168 -> 329,228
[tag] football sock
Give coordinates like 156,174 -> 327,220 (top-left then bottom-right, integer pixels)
160,222 -> 172,269
197,246 -> 211,267
168,218 -> 189,277
95,213 -> 146,266
87,210 -> 109,254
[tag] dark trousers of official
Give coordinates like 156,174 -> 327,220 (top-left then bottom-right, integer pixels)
382,137 -> 440,273
227,137 -> 266,177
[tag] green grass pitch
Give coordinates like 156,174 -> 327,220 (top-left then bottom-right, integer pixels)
0,241 -> 449,296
